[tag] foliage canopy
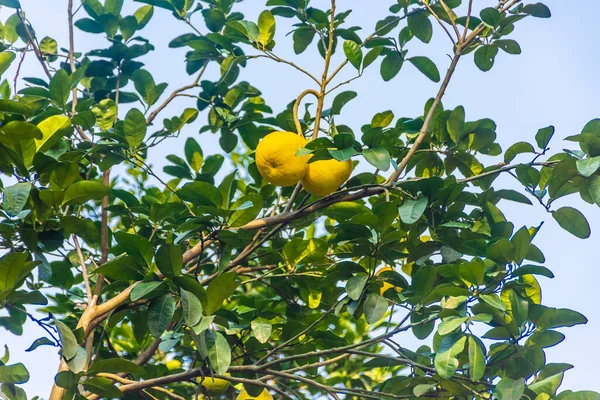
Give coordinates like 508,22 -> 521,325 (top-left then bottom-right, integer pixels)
0,0 -> 599,399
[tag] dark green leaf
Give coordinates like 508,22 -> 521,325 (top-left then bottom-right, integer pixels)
552,207 -> 591,239
408,56 -> 440,82
148,295 -> 176,337
205,330 -> 231,375
363,147 -> 391,171
124,108 -> 147,148
55,320 -> 78,360
0,363 -> 29,384
181,289 -> 203,327
205,272 -> 238,315
364,294 -> 388,324
399,197 -> 428,224
380,51 -> 403,81
474,45 -> 498,72
408,12 -> 432,43
155,244 -> 182,278
346,274 -> 368,300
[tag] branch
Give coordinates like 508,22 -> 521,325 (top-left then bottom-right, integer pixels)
422,1 -> 456,45
146,64 -> 207,125
17,11 -> 51,80
94,374 -> 185,400
258,53 -> 320,84
386,51 -> 462,184
293,88 -> 320,136
72,236 -> 92,303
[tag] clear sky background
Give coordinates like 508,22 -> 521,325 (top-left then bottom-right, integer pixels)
1,0 -> 599,397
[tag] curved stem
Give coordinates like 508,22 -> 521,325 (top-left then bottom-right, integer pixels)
292,88 -> 320,137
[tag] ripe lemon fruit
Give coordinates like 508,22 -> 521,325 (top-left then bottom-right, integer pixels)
236,388 -> 273,400
198,373 -> 230,394
255,131 -> 309,187
302,158 -> 352,197
376,266 -> 402,296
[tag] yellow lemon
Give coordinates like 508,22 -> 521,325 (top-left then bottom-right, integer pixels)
301,158 -> 352,197
198,373 -> 230,394
236,388 -> 273,400
255,131 -> 309,187
376,266 -> 402,296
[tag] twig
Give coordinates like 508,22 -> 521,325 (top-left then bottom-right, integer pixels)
312,0 -> 337,140
94,373 -> 185,400
256,302 -> 338,364
438,0 -> 461,39
146,64 -> 207,125
463,0 -> 474,40
292,88 -> 320,136
67,0 -> 78,113
13,43 -> 28,95
422,1 -> 456,45
72,236 -> 92,303
386,51 -> 462,183
17,11 -> 51,79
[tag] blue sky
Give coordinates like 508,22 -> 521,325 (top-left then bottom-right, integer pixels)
1,0 -> 599,397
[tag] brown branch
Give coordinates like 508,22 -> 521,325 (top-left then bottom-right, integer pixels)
13,43 -> 28,95
422,1 -> 456,45
386,51 -> 462,184
312,0 -> 336,140
67,0 -> 78,113
146,64 -> 206,125
94,374 -> 185,400
462,0 -> 474,40
17,11 -> 51,80
73,236 -> 92,303
438,0 -> 461,39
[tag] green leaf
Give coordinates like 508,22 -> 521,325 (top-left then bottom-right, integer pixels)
134,5 -> 154,29
434,334 -> 467,379
88,359 -> 144,375
437,316 -> 467,335
468,336 -> 485,381
0,363 -> 29,384
363,147 -> 391,171
509,289 -> 529,327
181,289 -> 203,328
364,294 -> 388,324
83,377 -> 122,398
588,175 -> 600,206
205,330 -> 231,375
228,194 -> 263,227
447,105 -> 465,143
0,0 -> 21,9
414,384 -> 436,397
380,51 -> 403,81
512,265 -> 554,278
526,330 -> 565,348
343,40 -> 362,70
408,12 -> 432,43
495,378 -> 525,400
257,10 -> 276,47
25,337 -> 55,352
523,3 -> 551,18
0,52 -> 16,77
177,182 -> 223,207
409,56 -> 440,82
495,39 -> 521,55
331,91 -> 357,115
62,181 -> 109,206
155,244 -> 182,278
535,125 -> 555,149
480,7 -> 501,27
124,108 -> 147,148
130,281 -> 164,301
0,253 -> 35,299
184,137 -> 203,172
115,231 -> 154,267
504,141 -> 535,163
479,293 -> 507,311
3,182 -> 32,216
536,307 -> 588,329
251,317 -> 272,344
372,110 -> 394,128
35,115 -> 72,153
148,295 -> 176,337
1,121 -> 43,139
49,69 -> 70,108
399,197 -> 428,224
562,392 -> 600,400
552,207 -> 590,239
131,69 -> 166,106
346,274 -> 368,300
205,272 -> 238,315
55,320 -> 78,360
292,26 -> 315,54
94,254 -> 144,281
474,45 -> 498,72
66,347 -> 87,373
576,156 -> 600,177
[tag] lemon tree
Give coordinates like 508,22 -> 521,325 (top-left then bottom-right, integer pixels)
0,0 -> 599,399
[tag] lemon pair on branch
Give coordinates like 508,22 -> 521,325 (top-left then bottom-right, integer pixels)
255,92 -> 352,197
